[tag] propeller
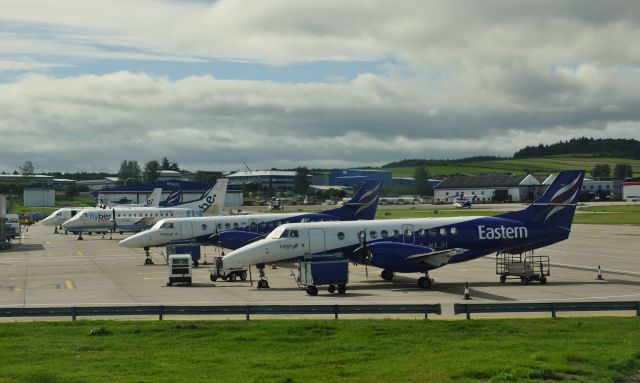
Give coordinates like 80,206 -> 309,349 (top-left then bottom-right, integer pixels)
353,230 -> 373,263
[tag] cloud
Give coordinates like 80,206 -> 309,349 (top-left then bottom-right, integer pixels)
1,68 -> 640,172
1,1 -> 640,172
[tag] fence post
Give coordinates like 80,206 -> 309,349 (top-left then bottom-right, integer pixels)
246,305 -> 250,321
424,305 -> 428,320
159,305 -> 164,321
636,301 -> 639,317
334,304 -> 339,320
72,306 -> 77,321
551,302 -> 556,319
466,304 -> 471,320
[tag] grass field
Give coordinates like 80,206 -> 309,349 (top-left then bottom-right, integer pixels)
383,155 -> 640,177
0,318 -> 638,383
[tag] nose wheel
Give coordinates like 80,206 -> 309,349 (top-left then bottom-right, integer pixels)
144,247 -> 154,265
417,272 -> 432,289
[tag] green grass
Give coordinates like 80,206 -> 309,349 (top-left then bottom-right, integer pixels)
376,209 -> 504,219
0,319 -> 638,382
383,155 -> 640,177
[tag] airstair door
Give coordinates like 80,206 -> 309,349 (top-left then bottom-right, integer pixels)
308,228 -> 326,255
402,224 -> 415,244
180,222 -> 193,238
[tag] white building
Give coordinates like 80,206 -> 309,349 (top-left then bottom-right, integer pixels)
623,178 -> 640,200
227,170 -> 298,191
434,174 -> 552,203
77,177 -> 119,192
23,186 -> 55,207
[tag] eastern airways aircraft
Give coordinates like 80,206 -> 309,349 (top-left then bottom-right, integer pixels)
222,170 -> 584,290
61,180 -> 227,236
118,180 -> 383,253
41,188 -> 163,228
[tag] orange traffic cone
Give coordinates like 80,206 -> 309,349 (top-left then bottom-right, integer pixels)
464,282 -> 471,300
271,264 -> 278,269
597,265 -> 604,280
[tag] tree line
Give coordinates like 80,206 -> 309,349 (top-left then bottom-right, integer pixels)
514,137 -> 640,159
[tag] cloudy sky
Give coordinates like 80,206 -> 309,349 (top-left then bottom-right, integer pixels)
1,0 -> 639,173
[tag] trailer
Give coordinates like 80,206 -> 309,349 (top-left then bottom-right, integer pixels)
209,256 -> 248,282
496,251 -> 550,285
167,254 -> 192,286
299,255 -> 349,296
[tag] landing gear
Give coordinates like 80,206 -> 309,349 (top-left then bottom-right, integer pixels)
381,269 -> 394,281
257,265 -> 269,288
210,274 -> 217,282
144,247 -> 154,265
328,284 -> 336,294
77,233 -> 83,240
417,272 -> 432,289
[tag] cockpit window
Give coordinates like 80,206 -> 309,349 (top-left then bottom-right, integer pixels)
289,230 -> 299,238
279,229 -> 290,238
161,222 -> 174,229
268,226 -> 286,239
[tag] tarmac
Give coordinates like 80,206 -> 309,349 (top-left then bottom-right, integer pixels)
1,217 -> 639,319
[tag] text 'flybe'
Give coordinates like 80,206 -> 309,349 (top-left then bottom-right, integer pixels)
478,225 -> 528,240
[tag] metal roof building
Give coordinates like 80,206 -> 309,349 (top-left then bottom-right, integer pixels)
434,174 -> 552,203
227,171 -> 301,191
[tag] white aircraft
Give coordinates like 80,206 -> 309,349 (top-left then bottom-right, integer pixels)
62,180 -> 227,239
41,188 -> 163,228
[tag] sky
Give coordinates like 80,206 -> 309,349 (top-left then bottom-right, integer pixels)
1,0 -> 639,173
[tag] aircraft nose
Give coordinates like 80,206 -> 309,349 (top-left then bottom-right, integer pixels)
119,233 -> 143,248
223,244 -> 264,269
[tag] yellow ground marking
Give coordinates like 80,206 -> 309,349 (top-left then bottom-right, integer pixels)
64,280 -> 76,290
76,250 -> 84,256
13,284 -> 61,292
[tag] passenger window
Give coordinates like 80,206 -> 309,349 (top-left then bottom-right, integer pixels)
393,229 -> 400,238
369,230 -> 377,239
440,228 -> 447,236
233,223 -> 239,229
429,228 -> 437,236
225,223 -> 230,229
202,224 -> 207,231
337,232 -> 345,240
451,227 -> 458,235
217,223 -> 222,230
418,229 -> 426,237
404,228 -> 413,236
380,230 -> 388,238
241,222 -> 247,228
259,222 -> 266,228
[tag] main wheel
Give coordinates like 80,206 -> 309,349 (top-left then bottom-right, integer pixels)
499,275 -> 507,284
417,277 -> 432,289
328,284 -> 336,294
144,258 -> 153,265
258,279 -> 269,289
240,271 -> 247,281
337,284 -> 347,294
539,276 -> 547,285
209,274 -> 217,282
306,285 -> 318,296
381,269 -> 394,281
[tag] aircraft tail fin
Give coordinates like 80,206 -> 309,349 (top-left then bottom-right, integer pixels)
161,188 -> 182,206
144,188 -> 162,207
499,170 -> 585,229
324,180 -> 383,220
202,178 -> 228,216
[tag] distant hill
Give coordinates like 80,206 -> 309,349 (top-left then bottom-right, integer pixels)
514,137 -> 640,159
381,156 -> 504,169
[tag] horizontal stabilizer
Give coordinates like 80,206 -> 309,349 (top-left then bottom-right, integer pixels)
405,248 -> 466,267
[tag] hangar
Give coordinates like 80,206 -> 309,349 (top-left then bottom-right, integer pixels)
623,178 -> 640,201
434,174 -> 553,203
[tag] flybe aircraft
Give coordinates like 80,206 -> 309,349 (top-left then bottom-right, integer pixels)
222,170 -> 584,291
62,180 -> 227,236
41,188 -> 163,228
118,180 -> 383,253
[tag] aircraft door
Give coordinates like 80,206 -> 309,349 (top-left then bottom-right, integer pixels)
308,228 -> 326,255
402,224 -> 415,244
180,222 -> 193,238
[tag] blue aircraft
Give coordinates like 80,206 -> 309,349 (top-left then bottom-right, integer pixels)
223,170 -> 585,292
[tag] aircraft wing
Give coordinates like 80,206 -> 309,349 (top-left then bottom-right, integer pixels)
133,216 -> 157,228
405,248 -> 466,268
